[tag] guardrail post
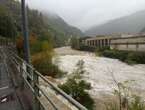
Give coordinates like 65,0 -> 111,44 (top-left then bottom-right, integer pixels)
19,61 -> 25,90
32,69 -> 40,110
0,38 -> 1,46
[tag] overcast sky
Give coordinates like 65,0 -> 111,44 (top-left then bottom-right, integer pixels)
26,0 -> 145,31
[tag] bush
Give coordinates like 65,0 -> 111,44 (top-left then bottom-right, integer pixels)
95,47 -> 110,56
79,45 -> 96,52
32,52 -> 66,78
129,95 -> 145,110
34,56 -> 66,78
102,50 -> 128,61
71,37 -> 80,50
101,50 -> 145,64
59,79 -> 94,110
58,60 -> 94,110
96,46 -> 110,52
126,52 -> 145,64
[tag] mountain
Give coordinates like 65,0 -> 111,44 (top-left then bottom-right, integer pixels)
85,10 -> 145,36
45,12 -> 83,37
43,12 -> 83,46
0,0 -> 83,47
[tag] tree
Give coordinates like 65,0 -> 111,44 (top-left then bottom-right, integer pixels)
0,5 -> 17,38
59,60 -> 94,110
71,37 -> 80,49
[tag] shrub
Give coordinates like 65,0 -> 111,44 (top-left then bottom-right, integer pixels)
95,47 -> 110,56
58,60 -> 94,110
34,62 -> 65,77
126,52 -> 145,64
129,95 -> 145,110
102,50 -> 128,61
101,50 -> 145,64
32,52 -> 66,78
96,46 -> 110,52
37,62 -> 66,77
59,78 -> 94,110
79,45 -> 96,52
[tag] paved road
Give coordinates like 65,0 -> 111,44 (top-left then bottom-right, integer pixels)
0,48 -> 22,110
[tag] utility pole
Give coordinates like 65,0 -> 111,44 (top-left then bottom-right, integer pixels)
21,0 -> 30,63
21,2 -> 39,110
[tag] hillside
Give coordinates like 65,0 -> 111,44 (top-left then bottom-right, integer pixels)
44,12 -> 83,46
45,12 -> 83,36
0,0 -> 83,47
85,10 -> 145,36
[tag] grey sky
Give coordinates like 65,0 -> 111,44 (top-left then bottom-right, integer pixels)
27,0 -> 145,31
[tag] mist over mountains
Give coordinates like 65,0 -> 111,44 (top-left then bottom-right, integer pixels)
85,10 -> 145,36
0,0 -> 83,47
2,0 -> 145,41
44,12 -> 83,37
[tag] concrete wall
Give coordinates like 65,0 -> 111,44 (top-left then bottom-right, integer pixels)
111,36 -> 145,52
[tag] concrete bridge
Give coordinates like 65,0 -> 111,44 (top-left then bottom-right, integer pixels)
81,34 -> 145,51
82,36 -> 113,48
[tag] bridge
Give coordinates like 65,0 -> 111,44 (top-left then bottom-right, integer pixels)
0,38 -> 87,110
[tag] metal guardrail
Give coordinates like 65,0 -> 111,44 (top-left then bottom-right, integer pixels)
5,46 -> 87,110
0,36 -> 14,46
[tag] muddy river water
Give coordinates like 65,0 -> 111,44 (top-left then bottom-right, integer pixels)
54,47 -> 145,99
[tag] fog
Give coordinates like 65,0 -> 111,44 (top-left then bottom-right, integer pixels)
27,0 -> 145,31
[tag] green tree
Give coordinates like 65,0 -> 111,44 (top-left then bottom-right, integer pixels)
71,37 -> 80,49
59,60 -> 94,110
0,5 -> 17,38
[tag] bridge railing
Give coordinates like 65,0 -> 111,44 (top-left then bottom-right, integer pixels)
0,36 -> 15,46
6,47 -> 87,110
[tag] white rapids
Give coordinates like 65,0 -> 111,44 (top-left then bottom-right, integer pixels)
54,47 -> 145,97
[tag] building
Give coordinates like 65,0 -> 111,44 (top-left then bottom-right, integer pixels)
83,35 -> 118,48
111,35 -> 145,51
82,34 -> 145,52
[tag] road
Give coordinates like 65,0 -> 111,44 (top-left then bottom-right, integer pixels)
0,47 -> 22,110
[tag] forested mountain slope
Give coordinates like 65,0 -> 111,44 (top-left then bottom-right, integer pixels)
0,0 -> 83,47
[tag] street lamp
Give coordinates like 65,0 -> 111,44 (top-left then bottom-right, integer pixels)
21,0 -> 30,63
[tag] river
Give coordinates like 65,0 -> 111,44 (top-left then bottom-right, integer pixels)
54,46 -> 145,99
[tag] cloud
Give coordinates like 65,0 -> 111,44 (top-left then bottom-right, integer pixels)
27,0 -> 145,31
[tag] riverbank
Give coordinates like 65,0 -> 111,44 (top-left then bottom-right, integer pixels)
54,46 -> 94,56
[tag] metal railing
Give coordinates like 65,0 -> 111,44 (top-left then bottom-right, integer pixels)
5,46 -> 87,110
